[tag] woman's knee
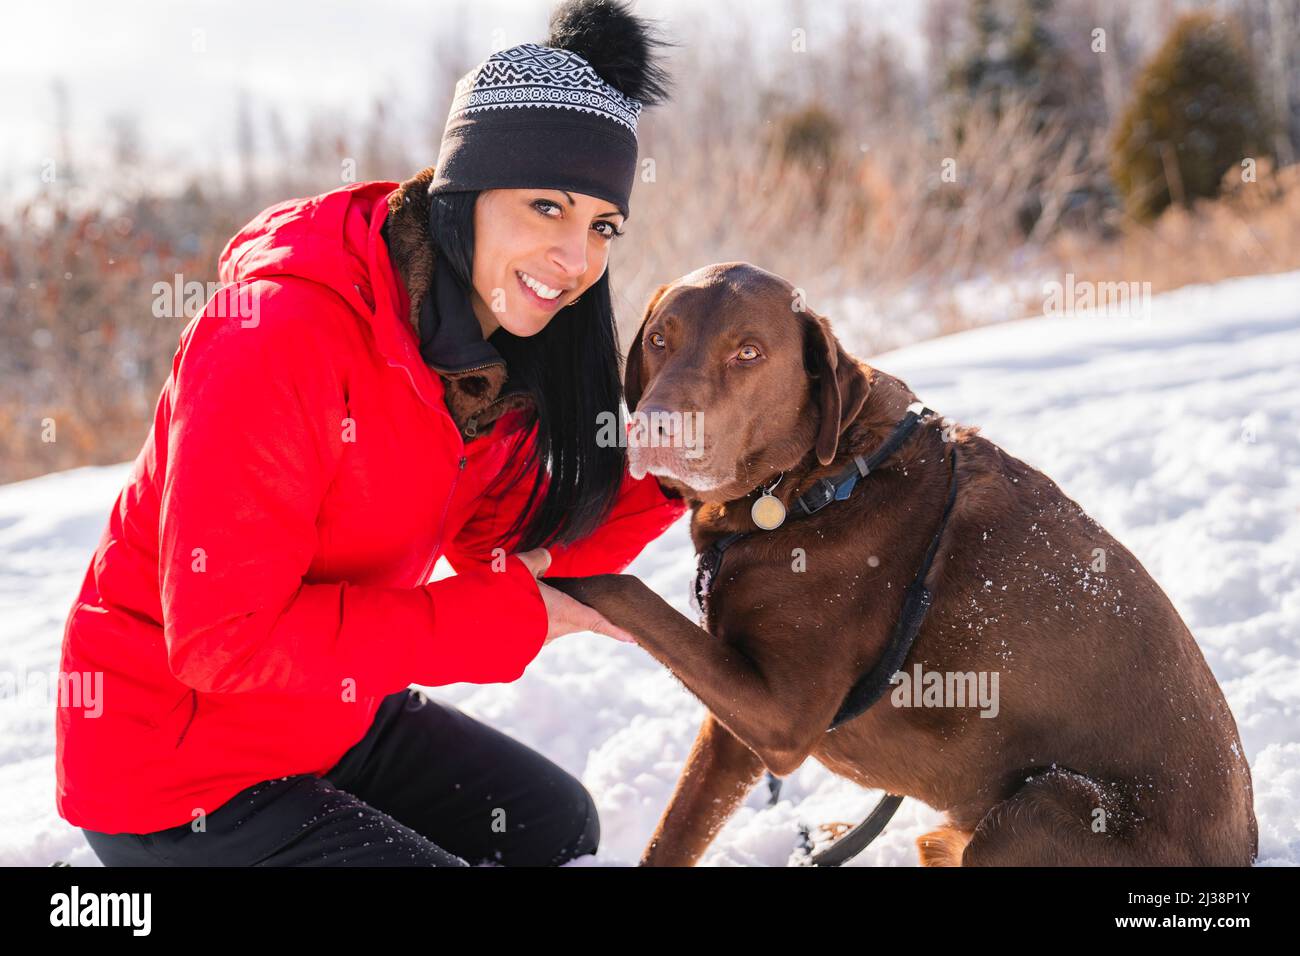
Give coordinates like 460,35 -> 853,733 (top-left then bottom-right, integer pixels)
542,773 -> 601,866
480,769 -> 601,867
557,783 -> 601,864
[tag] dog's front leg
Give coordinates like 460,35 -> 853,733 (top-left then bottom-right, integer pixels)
640,713 -> 767,867
545,574 -> 806,773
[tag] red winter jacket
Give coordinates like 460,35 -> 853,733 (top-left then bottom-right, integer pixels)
54,179 -> 686,835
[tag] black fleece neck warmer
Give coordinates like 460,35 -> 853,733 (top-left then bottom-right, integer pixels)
417,253 -> 504,375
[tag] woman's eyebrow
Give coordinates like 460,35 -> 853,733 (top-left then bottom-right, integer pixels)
559,190 -> 622,220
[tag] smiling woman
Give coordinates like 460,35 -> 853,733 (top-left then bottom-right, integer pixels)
468,189 -> 626,337
59,0 -> 687,869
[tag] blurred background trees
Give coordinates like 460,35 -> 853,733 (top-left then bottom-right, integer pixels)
1112,10 -> 1271,220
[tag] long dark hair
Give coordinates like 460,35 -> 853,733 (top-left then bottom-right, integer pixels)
427,189 -> 627,555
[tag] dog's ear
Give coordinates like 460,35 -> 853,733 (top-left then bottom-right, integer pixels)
623,282 -> 672,413
803,307 -> 872,466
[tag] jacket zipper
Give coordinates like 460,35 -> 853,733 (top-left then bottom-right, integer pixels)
429,360 -> 505,377
465,382 -> 537,438
427,358 -> 507,436
417,454 -> 467,584
175,689 -> 198,748
464,401 -> 499,438
390,345 -> 518,577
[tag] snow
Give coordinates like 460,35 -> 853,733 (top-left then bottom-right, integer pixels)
824,270 -> 1051,357
3,268 -> 1297,867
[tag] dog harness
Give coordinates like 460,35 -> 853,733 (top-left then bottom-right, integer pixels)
689,401 -> 961,865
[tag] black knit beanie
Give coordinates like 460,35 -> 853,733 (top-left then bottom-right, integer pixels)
427,0 -> 671,220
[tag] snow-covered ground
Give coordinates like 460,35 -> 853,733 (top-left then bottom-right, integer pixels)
2,269 -> 1297,867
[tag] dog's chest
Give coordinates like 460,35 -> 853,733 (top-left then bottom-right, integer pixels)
702,540 -> 871,643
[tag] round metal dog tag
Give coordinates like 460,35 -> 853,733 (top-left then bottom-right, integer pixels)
751,492 -> 787,530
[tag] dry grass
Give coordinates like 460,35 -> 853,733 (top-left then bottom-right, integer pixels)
612,93 -> 1112,346
1055,160 -> 1300,295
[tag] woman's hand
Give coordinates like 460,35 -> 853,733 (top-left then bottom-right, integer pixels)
513,548 -> 638,646
513,547 -> 552,578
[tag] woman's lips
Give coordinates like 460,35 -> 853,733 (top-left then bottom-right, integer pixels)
516,270 -> 566,312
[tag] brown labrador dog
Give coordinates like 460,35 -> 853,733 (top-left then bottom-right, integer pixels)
546,262 -> 1258,867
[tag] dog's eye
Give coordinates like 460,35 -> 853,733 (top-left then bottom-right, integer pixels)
648,331 -> 666,349
736,345 -> 762,362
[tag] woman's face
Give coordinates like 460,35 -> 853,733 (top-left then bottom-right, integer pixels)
469,188 -> 625,339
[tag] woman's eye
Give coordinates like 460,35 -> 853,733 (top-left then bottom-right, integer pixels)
737,345 -> 761,362
648,331 -> 665,349
593,221 -> 624,239
532,199 -> 562,217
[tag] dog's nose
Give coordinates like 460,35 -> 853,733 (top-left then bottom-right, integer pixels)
636,403 -> 683,445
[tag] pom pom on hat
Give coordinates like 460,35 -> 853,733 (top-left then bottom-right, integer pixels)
546,0 -> 673,106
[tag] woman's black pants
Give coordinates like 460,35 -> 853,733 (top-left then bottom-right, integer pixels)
81,688 -> 600,867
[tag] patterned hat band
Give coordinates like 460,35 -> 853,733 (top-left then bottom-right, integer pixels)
427,43 -> 642,218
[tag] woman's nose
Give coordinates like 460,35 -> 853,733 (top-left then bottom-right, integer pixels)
547,228 -> 589,280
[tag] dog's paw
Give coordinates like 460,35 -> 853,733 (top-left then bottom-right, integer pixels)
917,826 -> 972,867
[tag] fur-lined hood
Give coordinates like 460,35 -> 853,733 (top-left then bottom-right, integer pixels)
381,166 -> 535,439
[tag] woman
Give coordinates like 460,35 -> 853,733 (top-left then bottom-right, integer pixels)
56,0 -> 684,866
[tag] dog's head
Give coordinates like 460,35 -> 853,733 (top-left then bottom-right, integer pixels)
624,262 -> 871,503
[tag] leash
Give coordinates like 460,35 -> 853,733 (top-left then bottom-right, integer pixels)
797,794 -> 907,867
689,402 -> 961,866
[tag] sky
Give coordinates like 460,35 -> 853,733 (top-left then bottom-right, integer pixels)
1,0 -> 925,206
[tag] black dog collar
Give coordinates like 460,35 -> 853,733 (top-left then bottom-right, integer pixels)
692,402 -> 940,618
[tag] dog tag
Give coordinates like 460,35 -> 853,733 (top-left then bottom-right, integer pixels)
751,491 -> 787,530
